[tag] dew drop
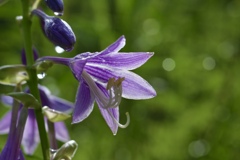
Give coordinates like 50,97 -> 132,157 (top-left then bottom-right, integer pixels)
55,46 -> 65,54
37,72 -> 46,79
54,12 -> 63,16
16,16 -> 23,21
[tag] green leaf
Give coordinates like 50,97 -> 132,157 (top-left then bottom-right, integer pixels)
51,140 -> 78,160
42,106 -> 71,122
0,65 -> 28,86
7,92 -> 41,108
0,84 -> 15,94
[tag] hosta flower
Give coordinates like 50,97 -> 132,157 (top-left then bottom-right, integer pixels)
37,36 -> 156,134
32,9 -> 76,51
0,85 -> 73,155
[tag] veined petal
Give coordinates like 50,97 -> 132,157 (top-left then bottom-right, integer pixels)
88,52 -> 154,70
22,110 -> 39,155
0,111 -> 11,134
85,66 -> 156,99
50,95 -> 74,113
95,36 -> 126,57
55,122 -> 70,142
69,58 -> 87,81
72,81 -> 95,123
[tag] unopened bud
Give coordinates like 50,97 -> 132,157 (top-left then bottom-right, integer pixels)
32,9 -> 76,51
45,0 -> 64,16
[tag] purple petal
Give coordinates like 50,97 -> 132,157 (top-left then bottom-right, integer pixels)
22,110 -> 39,155
50,95 -> 74,113
95,84 -> 119,134
0,111 -> 11,134
96,36 -> 126,56
38,85 -> 74,112
88,52 -> 154,70
18,150 -> 25,160
69,58 -> 87,81
1,96 -> 13,106
85,66 -> 156,99
55,122 -> 70,142
72,81 -> 95,123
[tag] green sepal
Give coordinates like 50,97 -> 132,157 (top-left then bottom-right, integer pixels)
42,106 -> 71,122
7,92 -> 41,109
0,65 -> 28,86
51,140 -> 78,160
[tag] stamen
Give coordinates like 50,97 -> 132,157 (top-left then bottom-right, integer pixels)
82,70 -> 124,109
107,110 -> 130,129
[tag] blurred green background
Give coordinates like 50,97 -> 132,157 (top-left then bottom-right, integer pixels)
1,0 -> 240,159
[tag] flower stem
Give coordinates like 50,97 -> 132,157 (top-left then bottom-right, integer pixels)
20,0 -> 50,159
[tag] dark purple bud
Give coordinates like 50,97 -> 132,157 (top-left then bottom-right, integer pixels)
32,9 -> 76,52
45,0 -> 64,16
21,48 -> 39,65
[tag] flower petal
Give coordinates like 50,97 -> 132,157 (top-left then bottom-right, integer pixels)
69,58 -> 87,81
50,95 -> 74,113
96,36 -> 126,56
1,95 -> 13,106
38,85 -> 74,112
95,84 -> 119,134
18,150 -> 25,160
88,52 -> 154,70
72,81 -> 95,123
55,122 -> 70,142
0,111 -> 11,134
85,66 -> 156,99
22,110 -> 39,155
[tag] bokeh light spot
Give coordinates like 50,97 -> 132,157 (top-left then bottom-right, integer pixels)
188,139 -> 210,158
202,57 -> 215,70
162,58 -> 176,71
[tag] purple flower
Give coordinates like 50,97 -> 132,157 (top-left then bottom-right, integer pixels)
45,0 -> 64,16
37,36 -> 156,134
0,101 -> 27,160
32,9 -> 76,51
0,85 -> 73,155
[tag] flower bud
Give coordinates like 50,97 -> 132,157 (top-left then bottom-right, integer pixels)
45,0 -> 64,16
32,9 -> 76,52
21,48 -> 39,65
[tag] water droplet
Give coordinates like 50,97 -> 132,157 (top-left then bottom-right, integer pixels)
162,58 -> 176,71
16,16 -> 23,21
55,46 -> 65,54
54,12 -> 63,16
37,72 -> 46,79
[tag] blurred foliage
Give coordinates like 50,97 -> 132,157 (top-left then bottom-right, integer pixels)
0,0 -> 240,159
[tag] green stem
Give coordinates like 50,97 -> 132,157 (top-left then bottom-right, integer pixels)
20,0 -> 50,159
